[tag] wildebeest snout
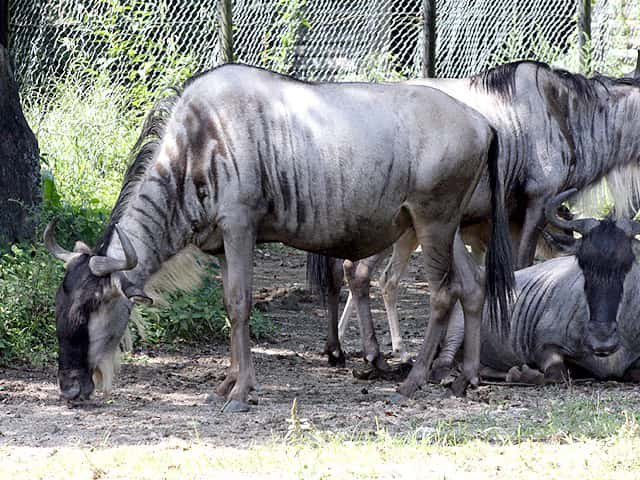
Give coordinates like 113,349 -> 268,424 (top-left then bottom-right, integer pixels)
58,369 -> 94,401
586,322 -> 620,357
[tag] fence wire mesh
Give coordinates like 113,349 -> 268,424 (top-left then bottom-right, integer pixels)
8,0 -> 640,103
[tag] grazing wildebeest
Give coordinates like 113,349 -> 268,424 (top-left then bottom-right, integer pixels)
45,64 -> 514,411
313,60 -> 640,372
432,189 -> 640,383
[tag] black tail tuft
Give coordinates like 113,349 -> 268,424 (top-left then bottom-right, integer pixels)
484,128 -> 515,337
306,253 -> 333,305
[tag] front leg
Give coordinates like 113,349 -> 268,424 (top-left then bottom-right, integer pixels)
448,233 -> 485,396
535,345 -> 569,383
517,199 -> 546,269
215,218 -> 257,412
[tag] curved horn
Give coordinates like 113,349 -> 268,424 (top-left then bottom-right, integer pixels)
44,219 -> 81,264
545,189 -> 599,234
617,218 -> 640,237
634,50 -> 640,79
89,224 -> 138,277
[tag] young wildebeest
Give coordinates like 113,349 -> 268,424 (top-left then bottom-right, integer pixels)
313,60 -> 640,372
45,64 -> 514,412
432,189 -> 640,383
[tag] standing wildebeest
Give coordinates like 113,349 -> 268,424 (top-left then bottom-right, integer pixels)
45,64 -> 514,411
314,60 -> 640,371
432,189 -> 640,383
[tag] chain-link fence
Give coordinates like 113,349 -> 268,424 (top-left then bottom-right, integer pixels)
8,0 -> 640,104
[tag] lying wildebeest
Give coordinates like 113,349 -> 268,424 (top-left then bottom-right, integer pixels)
431,189 -> 640,383
45,64 -> 514,411
312,60 -> 640,371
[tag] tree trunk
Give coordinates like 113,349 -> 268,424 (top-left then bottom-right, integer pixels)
0,45 -> 39,246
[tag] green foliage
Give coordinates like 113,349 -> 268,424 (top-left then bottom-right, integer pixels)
137,266 -> 275,346
262,0 -> 310,74
26,74 -> 139,214
0,243 -> 63,366
50,0 -> 197,113
342,51 -> 411,82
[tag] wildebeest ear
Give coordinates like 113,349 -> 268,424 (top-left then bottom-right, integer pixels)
124,285 -> 153,305
541,228 -> 578,255
113,273 -> 154,305
634,50 -> 640,79
73,241 -> 93,255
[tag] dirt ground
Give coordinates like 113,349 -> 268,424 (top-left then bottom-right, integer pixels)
1,247 -> 639,449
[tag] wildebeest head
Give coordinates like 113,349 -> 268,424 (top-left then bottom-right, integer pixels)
546,189 -> 640,356
45,220 -> 151,401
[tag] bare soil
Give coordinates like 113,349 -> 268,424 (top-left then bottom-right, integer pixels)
1,247 -> 639,448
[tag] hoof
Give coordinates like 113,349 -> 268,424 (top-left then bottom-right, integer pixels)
352,365 -> 379,380
394,361 -> 413,379
327,349 -> 346,368
222,399 -> 251,413
205,393 -> 223,404
389,392 -> 409,404
430,365 -> 453,384
448,375 -> 469,398
544,363 -> 568,384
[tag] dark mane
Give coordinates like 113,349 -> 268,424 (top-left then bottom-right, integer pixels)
592,73 -> 640,88
471,60 -> 640,101
470,60 -> 541,100
96,90 -> 181,253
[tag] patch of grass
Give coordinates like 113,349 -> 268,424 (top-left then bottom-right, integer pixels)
400,390 -> 640,447
0,242 -> 62,366
2,404 -> 640,480
136,264 -> 276,346
26,74 -> 140,214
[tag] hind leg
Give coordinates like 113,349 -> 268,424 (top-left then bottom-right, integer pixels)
344,252 -> 390,372
398,221 -> 460,398
431,300 -> 465,383
380,229 -> 418,363
325,257 -> 346,367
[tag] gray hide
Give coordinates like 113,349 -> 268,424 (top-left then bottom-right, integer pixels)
336,61 -> 640,368
412,62 -> 640,266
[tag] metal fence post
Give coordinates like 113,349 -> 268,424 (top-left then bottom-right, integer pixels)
219,0 -> 234,63
0,0 -> 8,49
422,0 -> 436,78
578,0 -> 591,74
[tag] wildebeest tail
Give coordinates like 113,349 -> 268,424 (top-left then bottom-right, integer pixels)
485,128 -> 515,337
306,253 -> 334,305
